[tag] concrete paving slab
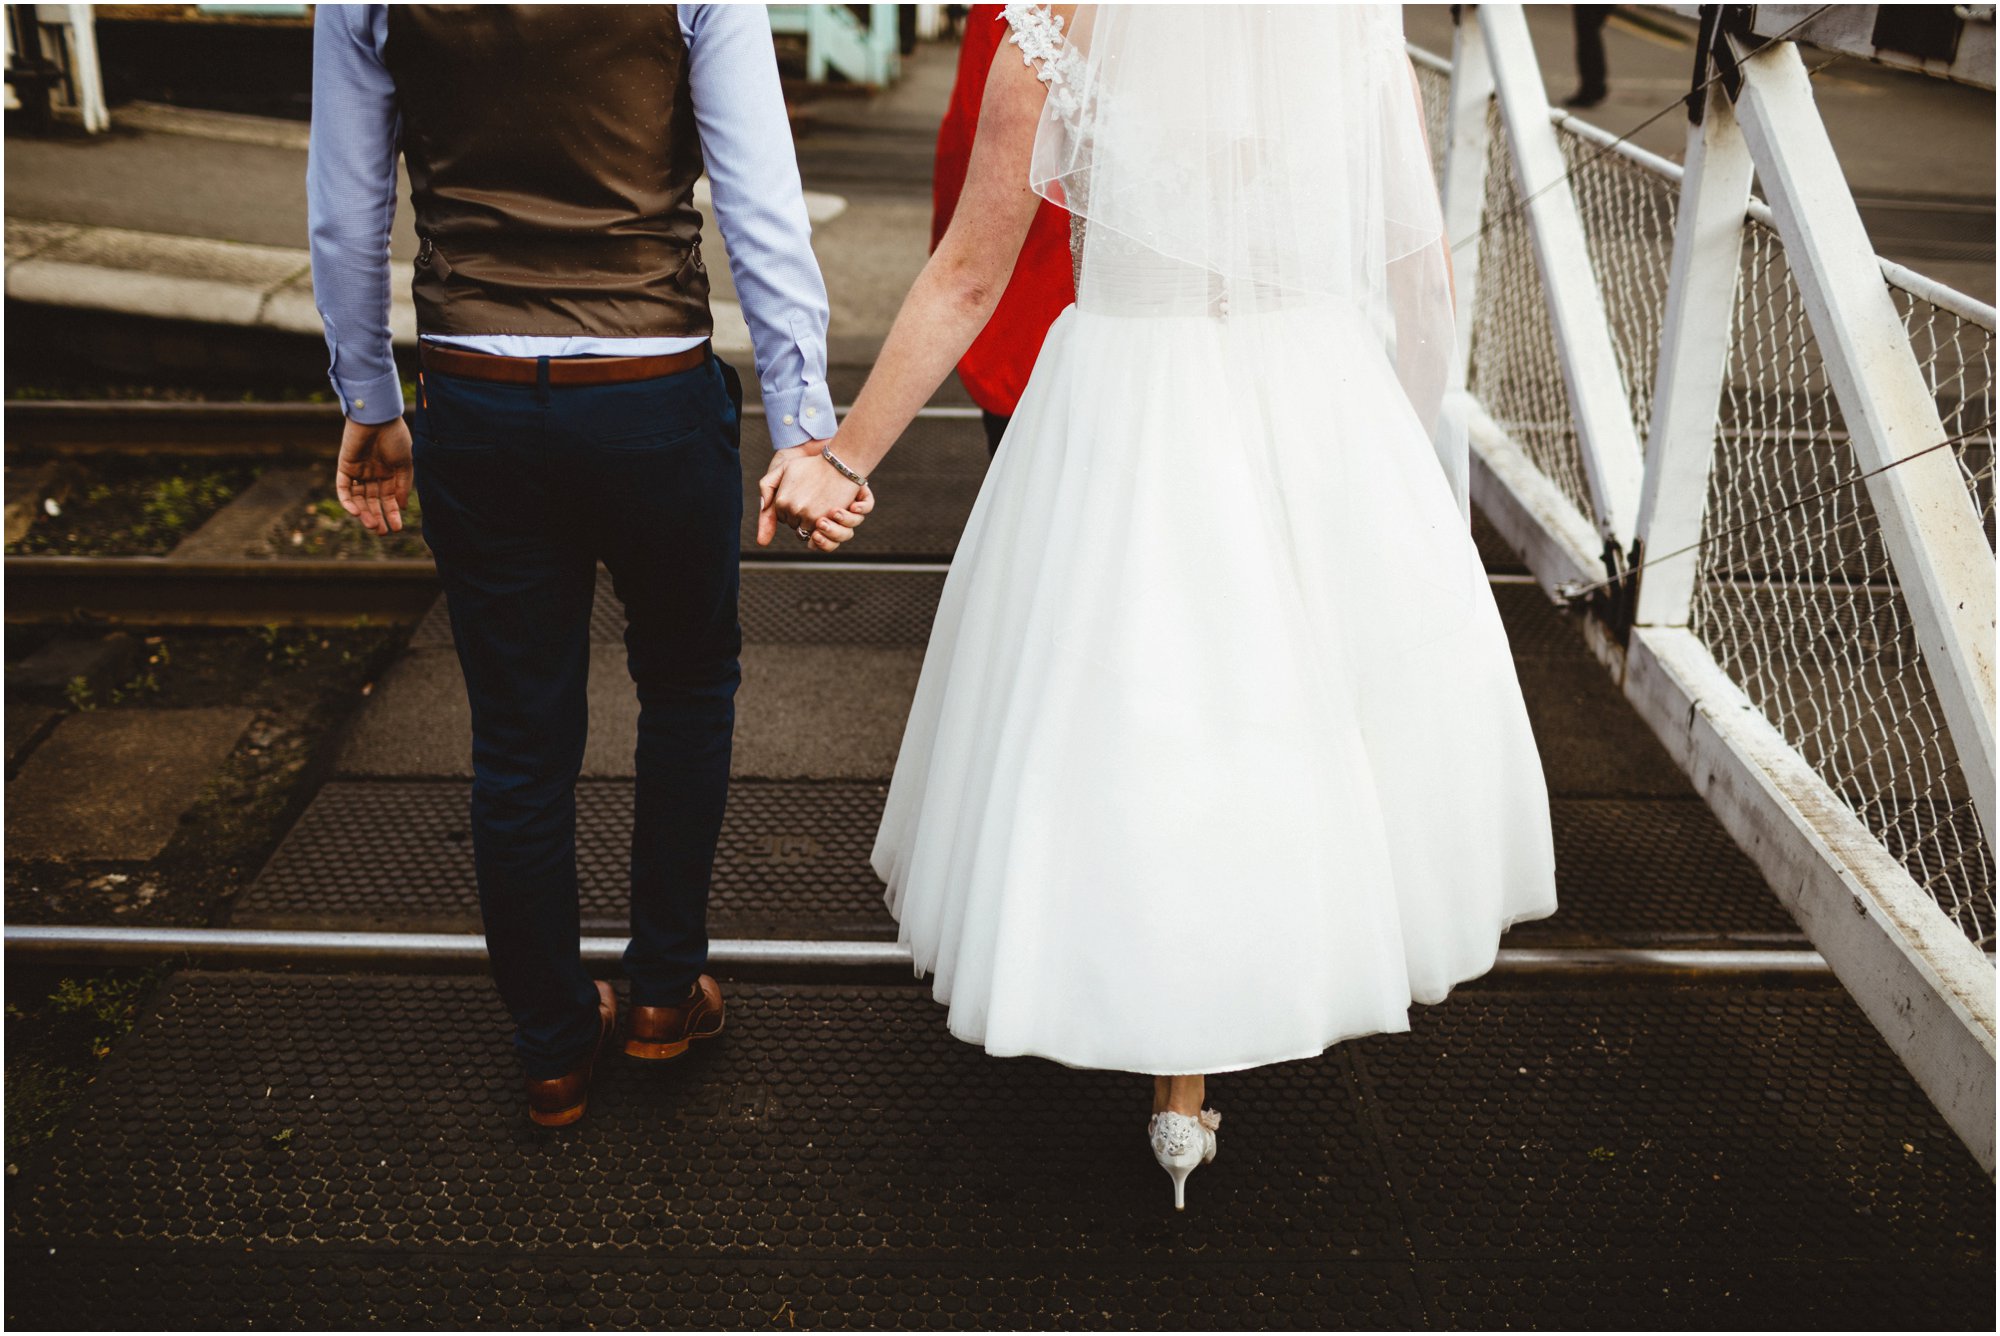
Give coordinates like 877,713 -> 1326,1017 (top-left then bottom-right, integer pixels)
335,643 -> 923,781
168,464 -> 318,559
34,223 -> 305,287
3,216 -> 82,262
6,224 -> 308,330
4,706 -> 252,860
345,599 -> 1663,800
6,219 -> 757,358
5,631 -> 139,704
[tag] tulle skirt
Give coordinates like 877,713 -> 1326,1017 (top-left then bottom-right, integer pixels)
870,301 -> 1559,1074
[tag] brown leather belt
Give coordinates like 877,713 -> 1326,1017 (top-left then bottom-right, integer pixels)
418,340 -> 710,386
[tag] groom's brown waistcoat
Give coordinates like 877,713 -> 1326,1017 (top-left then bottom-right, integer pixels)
383,5 -> 713,338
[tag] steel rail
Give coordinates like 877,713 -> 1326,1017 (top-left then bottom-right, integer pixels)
3,924 -> 1861,977
3,554 -> 444,625
2,555 -> 1543,627
2,400 -> 988,458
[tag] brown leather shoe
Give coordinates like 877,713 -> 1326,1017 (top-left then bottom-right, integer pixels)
524,980 -> 616,1128
625,974 -> 725,1060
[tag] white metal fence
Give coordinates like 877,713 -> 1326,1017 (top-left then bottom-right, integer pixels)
1413,7 -> 1996,1172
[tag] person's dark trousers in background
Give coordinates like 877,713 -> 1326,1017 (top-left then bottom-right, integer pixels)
1568,5 -> 1611,108
412,350 -> 745,1079
981,410 -> 1009,456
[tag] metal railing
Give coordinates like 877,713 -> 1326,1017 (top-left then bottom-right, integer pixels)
1414,7 -> 1996,1172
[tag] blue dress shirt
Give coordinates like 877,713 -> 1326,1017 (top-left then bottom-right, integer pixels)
307,3 -> 837,448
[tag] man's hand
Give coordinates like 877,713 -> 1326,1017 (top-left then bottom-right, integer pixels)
335,415 -> 414,535
756,442 -> 873,551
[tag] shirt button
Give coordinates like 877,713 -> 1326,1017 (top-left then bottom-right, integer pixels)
782,414 -> 795,425
804,408 -> 818,420
353,397 -> 365,410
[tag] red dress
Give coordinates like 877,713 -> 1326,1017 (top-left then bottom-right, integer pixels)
931,5 -> 1076,419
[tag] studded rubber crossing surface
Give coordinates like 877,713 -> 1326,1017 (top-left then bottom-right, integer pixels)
231,781 -> 1793,946
411,560 -> 1560,650
233,780 -> 893,938
412,565 -> 952,649
5,975 -> 1988,1329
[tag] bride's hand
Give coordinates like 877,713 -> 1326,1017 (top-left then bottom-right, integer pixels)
756,445 -> 868,549
807,485 -> 876,553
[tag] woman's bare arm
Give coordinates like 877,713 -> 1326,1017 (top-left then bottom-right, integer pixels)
757,19 -> 1054,545
1406,53 -> 1456,311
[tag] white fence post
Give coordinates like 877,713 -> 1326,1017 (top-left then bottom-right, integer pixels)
1476,3 -> 1647,555
1415,25 -> 1998,1173
63,3 -> 107,134
2,9 -> 16,113
1440,8 -> 1494,390
1730,37 -> 1998,844
1632,80 -> 1755,628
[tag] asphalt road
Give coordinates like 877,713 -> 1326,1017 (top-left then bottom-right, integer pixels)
4,7 -> 1990,323
1403,4 -> 1996,301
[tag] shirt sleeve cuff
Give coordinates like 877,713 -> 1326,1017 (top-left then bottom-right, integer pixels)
764,381 -> 838,449
332,368 -> 406,425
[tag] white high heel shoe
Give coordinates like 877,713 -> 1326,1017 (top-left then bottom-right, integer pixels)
1148,1108 -> 1220,1210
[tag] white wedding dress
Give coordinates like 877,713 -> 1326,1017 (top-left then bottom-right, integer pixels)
870,3 -> 1559,1075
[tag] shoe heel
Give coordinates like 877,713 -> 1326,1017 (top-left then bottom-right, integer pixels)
1149,1110 -> 1214,1212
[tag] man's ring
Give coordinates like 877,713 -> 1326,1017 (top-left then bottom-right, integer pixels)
797,523 -> 813,541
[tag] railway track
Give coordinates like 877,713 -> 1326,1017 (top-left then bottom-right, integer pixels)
4,399 -> 979,623
5,399 -> 352,459
4,553 -> 443,625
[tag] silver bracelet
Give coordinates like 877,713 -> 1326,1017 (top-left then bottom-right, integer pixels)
821,444 -> 869,491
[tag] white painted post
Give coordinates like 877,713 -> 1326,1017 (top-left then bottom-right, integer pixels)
1477,4 -> 1647,552
1731,37 -> 1997,843
2,10 -> 17,113
868,3 -> 901,85
805,6 -> 829,83
64,3 -> 106,133
1631,81 -> 1756,627
1440,8 -> 1494,390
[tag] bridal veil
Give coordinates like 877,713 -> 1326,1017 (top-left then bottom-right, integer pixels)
1015,3 -> 1466,513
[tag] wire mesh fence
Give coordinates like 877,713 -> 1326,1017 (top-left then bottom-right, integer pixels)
1414,56 -> 1449,181
1562,127 -> 1680,454
1892,284 -> 1997,546
1410,41 -> 1997,952
1466,101 -> 1601,523
1690,219 -> 1996,950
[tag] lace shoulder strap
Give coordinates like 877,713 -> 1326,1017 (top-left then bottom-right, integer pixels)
1000,4 -> 1083,117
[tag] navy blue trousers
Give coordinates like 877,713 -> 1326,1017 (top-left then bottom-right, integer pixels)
412,351 -> 743,1078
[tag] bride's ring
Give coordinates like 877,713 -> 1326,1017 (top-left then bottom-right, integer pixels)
797,523 -> 813,541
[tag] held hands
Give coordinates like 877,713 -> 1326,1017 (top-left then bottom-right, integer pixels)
757,442 -> 875,552
335,415 -> 414,535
